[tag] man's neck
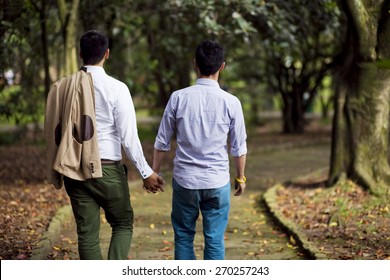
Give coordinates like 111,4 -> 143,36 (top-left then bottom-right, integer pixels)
198,72 -> 219,81
83,57 -> 105,68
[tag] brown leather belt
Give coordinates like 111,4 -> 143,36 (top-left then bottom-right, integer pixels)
101,159 -> 120,165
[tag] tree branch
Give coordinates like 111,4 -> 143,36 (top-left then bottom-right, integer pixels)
56,0 -> 67,25
377,0 -> 390,59
345,0 -> 376,60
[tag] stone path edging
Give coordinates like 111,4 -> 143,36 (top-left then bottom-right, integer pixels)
263,184 -> 328,260
30,205 -> 73,260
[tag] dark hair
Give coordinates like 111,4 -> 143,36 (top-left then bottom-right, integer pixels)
195,40 -> 225,76
80,30 -> 109,65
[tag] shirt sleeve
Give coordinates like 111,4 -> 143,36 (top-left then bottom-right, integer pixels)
114,84 -> 153,179
229,98 -> 247,157
154,94 -> 177,151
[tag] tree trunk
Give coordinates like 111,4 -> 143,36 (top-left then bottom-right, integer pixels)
329,73 -> 349,184
282,92 -> 305,134
39,0 -> 51,98
57,0 -> 80,76
349,65 -> 390,194
30,0 -> 51,97
329,0 -> 390,195
282,95 -> 294,133
291,91 -> 305,133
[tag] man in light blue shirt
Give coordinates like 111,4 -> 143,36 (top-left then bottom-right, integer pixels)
153,40 -> 247,260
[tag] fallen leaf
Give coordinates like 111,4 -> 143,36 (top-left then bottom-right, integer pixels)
158,246 -> 171,252
287,243 -> 296,249
16,253 -> 27,260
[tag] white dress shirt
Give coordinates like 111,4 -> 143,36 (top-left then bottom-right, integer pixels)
154,78 -> 247,189
85,66 -> 153,179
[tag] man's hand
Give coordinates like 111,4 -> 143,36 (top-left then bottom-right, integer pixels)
234,181 -> 246,196
143,172 -> 164,193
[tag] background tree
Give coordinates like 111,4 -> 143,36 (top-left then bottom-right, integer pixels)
31,0 -> 50,97
127,0 -> 258,107
1,0 -> 345,135
329,0 -> 390,195
0,0 -> 56,130
57,0 -> 79,76
247,0 -> 341,133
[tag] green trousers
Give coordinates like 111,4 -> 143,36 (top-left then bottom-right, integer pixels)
64,163 -> 133,260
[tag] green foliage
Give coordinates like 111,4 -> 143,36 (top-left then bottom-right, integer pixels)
0,0 -> 342,129
137,124 -> 159,142
376,59 -> 390,69
1,0 -> 53,128
0,85 -> 44,125
243,0 -> 342,132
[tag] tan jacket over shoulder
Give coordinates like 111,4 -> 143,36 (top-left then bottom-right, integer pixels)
44,69 -> 102,189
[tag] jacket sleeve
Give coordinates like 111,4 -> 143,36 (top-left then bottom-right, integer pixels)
78,72 -> 102,180
44,81 -> 63,189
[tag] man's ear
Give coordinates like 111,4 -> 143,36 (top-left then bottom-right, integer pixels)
193,59 -> 200,74
193,59 -> 198,70
219,62 -> 225,71
105,49 -> 110,60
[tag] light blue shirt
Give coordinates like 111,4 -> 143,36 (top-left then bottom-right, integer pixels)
154,78 -> 247,189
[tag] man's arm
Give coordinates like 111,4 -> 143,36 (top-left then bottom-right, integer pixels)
233,154 -> 246,196
152,149 -> 166,174
152,93 -> 176,181
114,85 -> 164,192
229,99 -> 247,196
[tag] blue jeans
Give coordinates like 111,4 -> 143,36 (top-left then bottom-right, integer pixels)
171,178 -> 230,260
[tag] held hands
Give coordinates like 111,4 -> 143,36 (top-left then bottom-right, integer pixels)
234,176 -> 246,196
143,172 -> 246,195
143,172 -> 165,193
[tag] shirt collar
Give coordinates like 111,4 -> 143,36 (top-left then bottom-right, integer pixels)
83,65 -> 106,74
195,78 -> 220,88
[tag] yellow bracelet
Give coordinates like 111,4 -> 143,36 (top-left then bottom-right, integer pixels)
235,176 -> 246,183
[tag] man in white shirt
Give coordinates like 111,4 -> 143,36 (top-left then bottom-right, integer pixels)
62,30 -> 163,259
153,40 -> 247,259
